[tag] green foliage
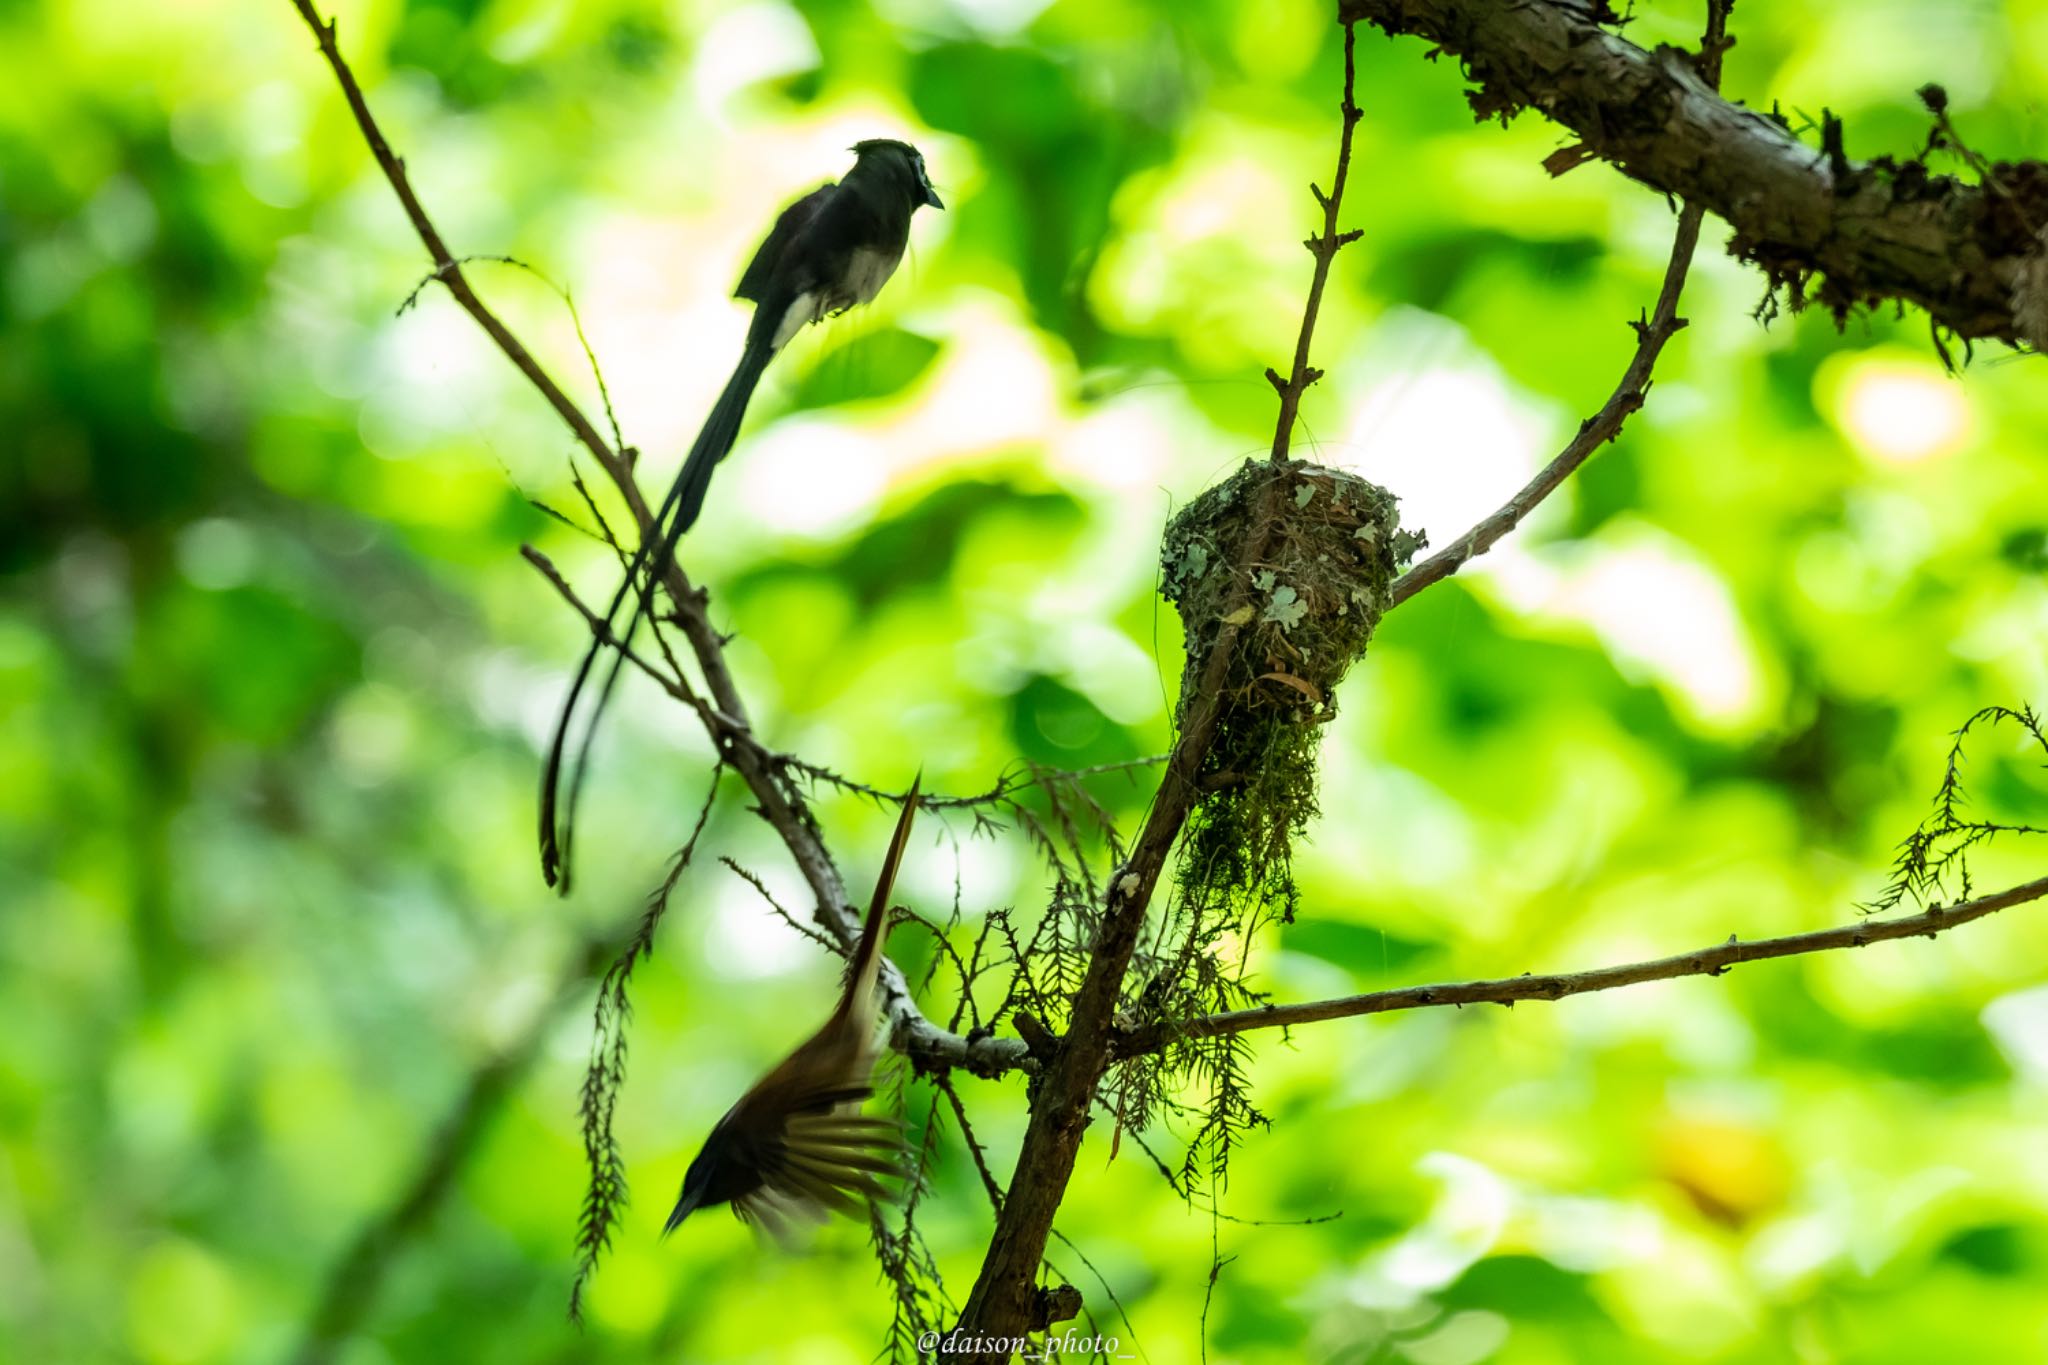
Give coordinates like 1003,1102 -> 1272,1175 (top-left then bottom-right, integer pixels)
6,0 -> 2048,1362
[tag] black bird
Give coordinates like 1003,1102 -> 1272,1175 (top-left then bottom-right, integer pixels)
664,777 -> 920,1240
540,140 -> 942,890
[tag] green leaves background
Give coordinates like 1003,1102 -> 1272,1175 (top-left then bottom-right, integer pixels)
3,0 -> 2046,1360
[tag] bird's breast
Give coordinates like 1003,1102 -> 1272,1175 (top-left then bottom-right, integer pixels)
842,246 -> 904,309
767,247 -> 908,352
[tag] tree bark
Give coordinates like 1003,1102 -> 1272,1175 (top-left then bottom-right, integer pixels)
1341,0 -> 2048,346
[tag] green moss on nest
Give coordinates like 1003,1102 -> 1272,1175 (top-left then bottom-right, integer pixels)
1160,459 -> 1413,922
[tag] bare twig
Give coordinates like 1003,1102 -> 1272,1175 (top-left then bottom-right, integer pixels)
720,854 -> 841,955
1388,0 -> 1732,607
1266,20 -> 1366,461
940,1076 -> 1007,1214
1387,205 -> 1701,606
286,0 -> 640,501
1111,873 -> 2048,1056
520,545 -> 699,707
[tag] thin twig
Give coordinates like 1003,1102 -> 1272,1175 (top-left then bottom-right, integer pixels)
721,855 -> 840,955
1387,0 -> 1731,608
939,1076 -> 1006,1214
520,545 -> 699,707
286,0 -> 639,501
1387,208 -> 1702,605
1266,19 -> 1366,461
1112,873 -> 2048,1056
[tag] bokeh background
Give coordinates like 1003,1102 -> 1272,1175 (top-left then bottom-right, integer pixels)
6,0 -> 2048,1360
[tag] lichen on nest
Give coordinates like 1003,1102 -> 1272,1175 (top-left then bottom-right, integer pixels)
1159,458 -> 1419,922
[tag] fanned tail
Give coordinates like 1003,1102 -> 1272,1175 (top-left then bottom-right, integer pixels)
537,340 -> 776,890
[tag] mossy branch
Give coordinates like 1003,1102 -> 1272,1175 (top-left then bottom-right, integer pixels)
1340,0 -> 2048,346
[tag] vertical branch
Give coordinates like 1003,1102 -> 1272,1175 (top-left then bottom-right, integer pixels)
949,25 -> 1370,1356
1266,20 -> 1366,461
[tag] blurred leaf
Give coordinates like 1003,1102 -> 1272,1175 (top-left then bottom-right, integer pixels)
787,327 -> 940,410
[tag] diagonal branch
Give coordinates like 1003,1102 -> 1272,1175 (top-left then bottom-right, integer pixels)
1389,203 -> 1701,606
286,1 -> 640,500
284,0 -> 996,1079
1111,873 -> 2048,1056
1389,0 -> 1731,608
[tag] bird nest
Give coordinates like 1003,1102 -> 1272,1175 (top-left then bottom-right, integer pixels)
1159,459 -> 1414,920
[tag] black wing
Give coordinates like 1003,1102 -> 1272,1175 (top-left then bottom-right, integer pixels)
734,182 -> 835,303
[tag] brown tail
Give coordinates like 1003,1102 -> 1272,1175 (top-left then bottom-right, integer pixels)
839,774 -> 919,1027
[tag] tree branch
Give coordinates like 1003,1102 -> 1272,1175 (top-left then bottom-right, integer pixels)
1389,201 -> 1701,606
1387,0 -> 1733,607
1267,19 -> 1367,460
1112,873 -> 2048,1056
950,24 -> 1372,1356
285,0 -> 641,499
1340,0 -> 2048,346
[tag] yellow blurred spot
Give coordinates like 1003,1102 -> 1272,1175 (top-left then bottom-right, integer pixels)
126,1238 -> 239,1365
1820,351 -> 1974,465
1656,1114 -> 1789,1228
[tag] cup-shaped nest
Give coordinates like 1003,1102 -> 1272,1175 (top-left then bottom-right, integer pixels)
1159,459 -> 1409,918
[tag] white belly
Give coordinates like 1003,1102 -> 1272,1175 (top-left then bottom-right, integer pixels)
767,248 -> 906,351
843,245 -> 904,307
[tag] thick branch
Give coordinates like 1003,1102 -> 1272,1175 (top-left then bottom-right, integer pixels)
1341,0 -> 2048,345
1114,873 -> 2048,1056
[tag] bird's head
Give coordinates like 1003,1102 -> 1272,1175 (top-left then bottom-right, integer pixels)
662,1125 -> 756,1236
851,138 -> 943,211
662,1150 -> 716,1236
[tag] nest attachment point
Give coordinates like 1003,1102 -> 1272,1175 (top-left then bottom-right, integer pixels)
1158,459 -> 1418,919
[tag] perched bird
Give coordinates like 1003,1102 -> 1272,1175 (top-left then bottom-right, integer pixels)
540,140 -> 944,891
664,777 -> 920,1240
